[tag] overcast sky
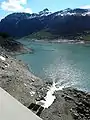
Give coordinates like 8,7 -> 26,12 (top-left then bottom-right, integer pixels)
0,0 -> 90,20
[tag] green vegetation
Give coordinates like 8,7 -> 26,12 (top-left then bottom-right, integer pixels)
65,31 -> 90,41
82,35 -> 90,41
25,30 -> 59,40
75,31 -> 90,41
24,30 -> 90,41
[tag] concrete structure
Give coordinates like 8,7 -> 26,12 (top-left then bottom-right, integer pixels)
0,87 -> 42,120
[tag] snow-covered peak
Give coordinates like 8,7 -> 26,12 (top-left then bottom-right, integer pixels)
39,8 -> 52,17
55,8 -> 90,17
83,12 -> 90,16
28,13 -> 38,19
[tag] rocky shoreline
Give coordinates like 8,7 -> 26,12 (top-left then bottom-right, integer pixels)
29,38 -> 90,45
0,36 -> 34,56
0,47 -> 90,120
41,88 -> 90,120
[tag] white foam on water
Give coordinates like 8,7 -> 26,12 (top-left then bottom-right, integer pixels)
0,56 -> 6,61
39,57 -> 82,108
40,82 -> 56,108
37,82 -> 65,108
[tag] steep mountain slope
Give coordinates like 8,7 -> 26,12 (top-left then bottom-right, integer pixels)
0,8 -> 90,38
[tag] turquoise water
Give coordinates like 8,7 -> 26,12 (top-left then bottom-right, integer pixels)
16,40 -> 90,92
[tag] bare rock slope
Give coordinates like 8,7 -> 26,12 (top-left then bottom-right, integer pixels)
0,48 -> 43,107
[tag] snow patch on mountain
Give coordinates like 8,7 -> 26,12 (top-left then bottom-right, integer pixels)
54,8 -> 90,17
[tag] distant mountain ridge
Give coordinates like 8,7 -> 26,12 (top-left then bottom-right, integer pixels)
0,8 -> 90,39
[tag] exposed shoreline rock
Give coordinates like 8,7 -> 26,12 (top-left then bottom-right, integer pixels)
41,88 -> 90,120
0,36 -> 34,56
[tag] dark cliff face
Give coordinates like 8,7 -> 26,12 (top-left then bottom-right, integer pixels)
0,8 -> 90,37
48,15 -> 90,35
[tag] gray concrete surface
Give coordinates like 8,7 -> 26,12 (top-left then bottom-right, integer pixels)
0,87 -> 42,120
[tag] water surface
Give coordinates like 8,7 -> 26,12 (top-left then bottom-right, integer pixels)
16,40 -> 90,92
